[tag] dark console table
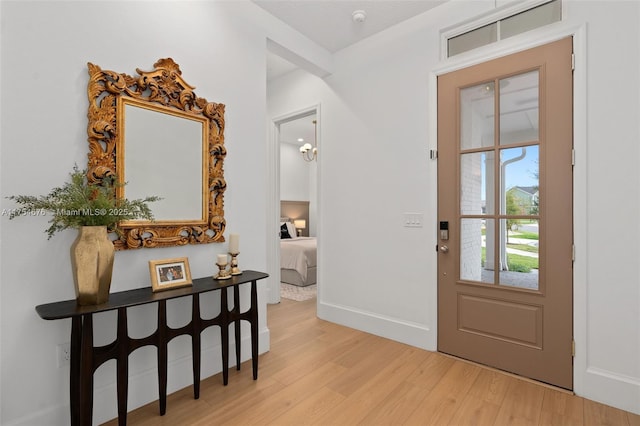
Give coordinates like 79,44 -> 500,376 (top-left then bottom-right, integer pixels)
35,270 -> 269,426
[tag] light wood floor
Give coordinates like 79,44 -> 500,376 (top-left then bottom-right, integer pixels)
104,297 -> 640,426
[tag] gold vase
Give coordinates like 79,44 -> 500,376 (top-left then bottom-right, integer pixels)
70,226 -> 115,305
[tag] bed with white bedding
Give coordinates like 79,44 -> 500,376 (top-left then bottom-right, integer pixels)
280,235 -> 317,287
279,201 -> 316,287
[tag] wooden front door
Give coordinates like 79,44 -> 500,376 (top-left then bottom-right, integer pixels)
437,37 -> 574,389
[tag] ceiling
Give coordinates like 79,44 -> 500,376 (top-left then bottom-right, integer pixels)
280,114 -> 317,147
256,0 -> 448,80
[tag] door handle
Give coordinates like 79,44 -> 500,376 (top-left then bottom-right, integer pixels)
439,245 -> 449,253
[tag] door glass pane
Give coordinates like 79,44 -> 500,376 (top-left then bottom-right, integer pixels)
500,146 -> 539,215
461,83 -> 495,150
499,70 -> 539,145
461,151 -> 494,215
499,219 -> 539,290
448,23 -> 498,57
500,1 -> 562,40
461,218 -> 494,284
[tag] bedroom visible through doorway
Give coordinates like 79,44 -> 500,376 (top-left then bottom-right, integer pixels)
276,109 -> 319,304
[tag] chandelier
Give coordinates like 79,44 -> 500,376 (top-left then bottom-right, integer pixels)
299,119 -> 317,162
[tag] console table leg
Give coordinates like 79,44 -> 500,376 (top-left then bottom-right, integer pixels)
79,315 -> 94,425
157,301 -> 168,414
220,287 -> 229,386
69,317 -> 82,426
116,308 -> 129,426
191,295 -> 201,399
250,280 -> 259,380
234,287 -> 241,371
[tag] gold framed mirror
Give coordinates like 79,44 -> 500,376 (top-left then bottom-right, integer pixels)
86,58 -> 226,250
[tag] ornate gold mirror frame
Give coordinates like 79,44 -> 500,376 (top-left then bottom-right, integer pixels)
86,58 -> 226,250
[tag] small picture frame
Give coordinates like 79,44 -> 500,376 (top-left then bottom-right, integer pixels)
149,257 -> 192,292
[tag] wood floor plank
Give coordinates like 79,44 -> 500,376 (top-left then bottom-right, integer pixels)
101,298 -> 639,425
447,395 -> 502,426
404,360 -> 482,425
493,378 -> 546,425
629,411 -> 640,426
445,369 -> 512,426
218,361 -> 347,425
330,332 -> 384,368
324,337 -> 409,397
355,380 -> 433,425
265,385 -> 346,425
405,351 -> 456,391
314,346 -> 431,425
467,368 -> 512,405
538,388 -> 584,426
583,398 -> 634,426
269,321 -> 372,387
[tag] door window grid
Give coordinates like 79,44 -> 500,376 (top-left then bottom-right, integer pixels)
459,70 -> 540,290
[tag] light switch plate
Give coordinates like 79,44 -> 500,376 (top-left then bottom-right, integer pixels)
403,212 -> 423,228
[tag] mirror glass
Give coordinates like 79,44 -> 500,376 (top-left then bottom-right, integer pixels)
87,58 -> 227,249
120,98 -> 205,222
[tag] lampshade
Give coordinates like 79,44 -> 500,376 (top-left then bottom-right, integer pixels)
293,219 -> 306,229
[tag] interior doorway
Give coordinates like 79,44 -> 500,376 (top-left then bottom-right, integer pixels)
437,37 -> 574,389
269,106 -> 319,305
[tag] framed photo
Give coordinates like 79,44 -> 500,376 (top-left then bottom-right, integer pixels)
149,257 -> 192,292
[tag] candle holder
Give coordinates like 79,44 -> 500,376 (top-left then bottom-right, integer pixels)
229,252 -> 242,275
214,262 -> 231,280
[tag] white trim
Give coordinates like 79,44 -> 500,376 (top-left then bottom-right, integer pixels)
267,105 -> 321,306
581,367 -> 640,416
430,21 -> 588,391
266,115 -> 281,305
317,301 -> 433,351
571,22 -> 589,402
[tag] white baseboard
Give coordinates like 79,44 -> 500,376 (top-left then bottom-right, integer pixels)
6,328 -> 270,426
317,301 -> 435,351
577,367 -> 640,415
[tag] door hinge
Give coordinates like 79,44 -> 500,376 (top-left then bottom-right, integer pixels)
572,149 -> 575,166
430,149 -> 438,160
571,53 -> 575,71
572,340 -> 576,357
572,245 -> 575,262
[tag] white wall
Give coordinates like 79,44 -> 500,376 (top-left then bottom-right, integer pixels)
268,0 -> 640,415
280,143 -> 311,202
0,2 -> 330,425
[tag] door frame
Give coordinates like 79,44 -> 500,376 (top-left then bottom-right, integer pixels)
267,104 -> 321,305
428,22 -> 587,391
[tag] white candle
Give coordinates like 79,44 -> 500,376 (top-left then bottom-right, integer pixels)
229,233 -> 240,253
217,254 -> 228,265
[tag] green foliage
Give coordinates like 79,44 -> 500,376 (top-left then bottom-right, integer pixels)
481,248 -> 538,272
6,165 -> 161,239
507,262 -> 532,273
506,253 -> 538,272
506,243 -> 539,254
511,231 -> 539,240
505,191 -> 520,240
